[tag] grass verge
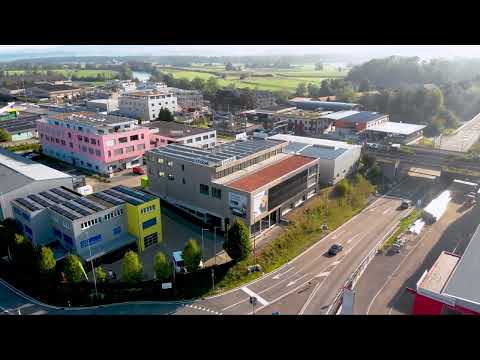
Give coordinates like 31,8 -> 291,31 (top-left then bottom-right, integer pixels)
209,175 -> 376,295
379,209 -> 421,252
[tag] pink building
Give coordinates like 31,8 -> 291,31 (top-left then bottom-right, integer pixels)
37,112 -> 151,175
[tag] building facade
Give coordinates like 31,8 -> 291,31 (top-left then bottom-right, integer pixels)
143,121 -> 216,149
12,185 -> 162,261
145,139 -> 320,234
170,88 -> 204,110
26,84 -> 82,103
118,91 -> 177,122
37,112 -> 151,175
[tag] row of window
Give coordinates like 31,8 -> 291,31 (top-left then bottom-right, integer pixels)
76,135 -> 100,146
80,208 -> 124,229
105,134 -> 145,147
107,144 -> 145,157
141,204 -> 156,214
214,150 -> 280,179
200,184 -> 222,199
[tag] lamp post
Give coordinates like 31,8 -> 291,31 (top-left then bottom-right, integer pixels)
201,228 -> 209,262
86,231 -> 98,299
213,226 -> 221,266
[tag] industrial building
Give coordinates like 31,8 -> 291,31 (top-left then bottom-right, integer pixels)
0,148 -> 73,221
145,138 -> 320,234
0,111 -> 42,141
12,185 -> 161,261
143,121 -> 216,149
86,98 -> 119,113
118,90 -> 177,122
267,134 -> 362,185
410,224 -> 480,315
364,121 -> 426,144
289,99 -> 362,112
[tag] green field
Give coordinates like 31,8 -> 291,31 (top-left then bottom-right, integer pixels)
5,69 -> 119,79
158,64 -> 347,93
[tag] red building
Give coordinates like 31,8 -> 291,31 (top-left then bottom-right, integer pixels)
409,226 -> 480,315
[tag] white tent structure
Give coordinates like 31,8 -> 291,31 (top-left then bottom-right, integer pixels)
423,190 -> 452,223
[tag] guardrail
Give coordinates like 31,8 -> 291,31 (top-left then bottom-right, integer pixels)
326,210 -> 413,315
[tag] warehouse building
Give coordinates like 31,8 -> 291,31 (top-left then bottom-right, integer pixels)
143,121 -> 216,149
410,225 -> 480,315
0,112 -> 42,141
289,99 -> 362,112
12,185 -> 161,261
364,121 -> 426,144
268,134 -> 361,185
0,148 -> 73,221
145,139 -> 320,234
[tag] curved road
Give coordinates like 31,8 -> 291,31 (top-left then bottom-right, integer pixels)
1,191 -> 411,315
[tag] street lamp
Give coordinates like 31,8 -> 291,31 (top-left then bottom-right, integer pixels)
213,226 -> 221,266
201,228 -> 209,262
85,231 -> 98,299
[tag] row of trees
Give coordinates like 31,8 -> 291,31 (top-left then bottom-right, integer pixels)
295,79 -> 357,102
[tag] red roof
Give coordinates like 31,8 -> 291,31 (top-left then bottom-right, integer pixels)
227,155 -> 316,193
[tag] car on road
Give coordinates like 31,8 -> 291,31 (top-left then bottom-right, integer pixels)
328,244 -> 343,256
132,166 -> 145,175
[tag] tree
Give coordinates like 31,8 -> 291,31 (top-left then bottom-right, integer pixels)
334,179 -> 351,197
64,254 -> 85,283
224,218 -> 251,262
156,108 -> 175,122
295,82 -> 307,97
359,79 -> 371,92
95,266 -> 108,284
182,239 -> 202,272
0,128 -> 12,142
38,246 -> 56,275
154,252 -> 172,281
315,62 -> 324,71
12,234 -> 37,270
122,250 -> 143,284
191,77 -> 206,91
225,62 -> 235,71
307,83 -> 320,98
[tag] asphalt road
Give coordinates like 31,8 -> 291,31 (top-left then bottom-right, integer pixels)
436,112 -> 480,152
0,189 -> 410,315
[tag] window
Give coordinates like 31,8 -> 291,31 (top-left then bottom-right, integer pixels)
55,138 -> 59,143
142,217 -> 157,229
78,126 -> 83,132
68,132 -> 71,138
82,146 -> 87,152
159,171 -> 165,177
200,184 -> 209,195
119,137 -> 128,143
210,134 -> 215,138
167,161 -> 173,167
87,163 -> 92,167
168,174 -> 174,181
108,151 -> 111,157
137,143 -> 145,151
77,135 -> 82,141
69,142 -> 73,148
113,226 -> 121,235
88,148 -> 94,154
24,225 -> 32,235
212,187 -> 222,199
114,148 -> 123,155
105,139 -> 115,147
61,140 -> 66,145
141,133 -> 144,139
63,234 -> 74,246
53,228 -> 62,238
181,164 -> 184,171
195,137 -> 201,142
158,158 -> 164,164
84,137 -> 89,143
187,139 -> 193,144
95,150 -> 101,156
130,134 -> 139,141
126,146 -> 134,153
90,138 -> 96,145
203,135 -> 208,140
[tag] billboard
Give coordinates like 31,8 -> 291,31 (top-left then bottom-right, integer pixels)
253,190 -> 268,217
229,192 -> 247,218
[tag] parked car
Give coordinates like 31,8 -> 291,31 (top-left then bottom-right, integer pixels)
328,244 -> 343,256
400,199 -> 412,209
132,166 -> 145,175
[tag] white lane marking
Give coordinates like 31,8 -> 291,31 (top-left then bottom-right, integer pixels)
331,261 -> 341,266
316,272 -> 330,278
347,233 -> 362,244
332,230 -> 346,240
31,310 -> 47,315
272,267 -> 296,279
17,303 -> 34,310
299,281 -> 323,315
240,287 -> 269,306
382,208 -> 392,215
286,273 -> 310,287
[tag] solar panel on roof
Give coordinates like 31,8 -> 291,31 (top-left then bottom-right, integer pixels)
61,202 -> 91,216
40,191 -> 64,203
113,186 -> 154,202
16,198 -> 41,212
50,205 -> 80,221
74,198 -> 104,212
50,188 -> 78,200
91,192 -> 124,206
28,194 -> 51,208
104,189 -> 143,205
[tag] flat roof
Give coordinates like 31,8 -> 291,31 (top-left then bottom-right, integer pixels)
0,115 -> 40,133
227,154 -> 316,192
276,109 -> 335,119
319,110 -> 360,120
32,83 -> 80,92
419,252 -> 460,293
366,121 -> 426,135
142,121 -> 212,138
47,112 -> 137,127
150,139 -> 284,167
268,134 -> 358,150
91,185 -> 156,206
337,111 -> 388,124
122,90 -> 172,97
443,225 -> 480,305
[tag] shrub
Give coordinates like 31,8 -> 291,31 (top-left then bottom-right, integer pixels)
182,239 -> 202,273
154,252 -> 172,281
64,254 -> 85,283
122,251 -> 144,284
224,218 -> 252,262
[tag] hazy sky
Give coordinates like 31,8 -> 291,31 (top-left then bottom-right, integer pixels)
1,45 -> 480,60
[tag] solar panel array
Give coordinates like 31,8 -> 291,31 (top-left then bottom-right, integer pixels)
28,194 -> 52,208
114,186 -> 155,202
15,198 -> 41,212
50,205 -> 80,221
91,192 -> 125,206
39,191 -> 64,204
74,198 -> 104,212
61,202 -> 92,216
50,187 -> 79,201
104,189 -> 143,205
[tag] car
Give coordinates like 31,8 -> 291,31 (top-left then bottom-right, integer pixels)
400,200 -> 412,209
172,251 -> 204,273
328,244 -> 343,256
24,152 -> 40,160
132,166 -> 145,175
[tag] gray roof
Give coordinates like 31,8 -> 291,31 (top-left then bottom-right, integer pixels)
340,111 -> 388,124
443,224 -> 480,306
0,114 -> 40,133
365,121 -> 426,135
150,139 -> 283,167
142,121 -> 212,138
0,164 -> 33,193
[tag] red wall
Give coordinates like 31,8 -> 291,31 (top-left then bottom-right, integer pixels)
412,293 -> 444,315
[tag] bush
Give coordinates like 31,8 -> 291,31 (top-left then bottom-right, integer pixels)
224,218 -> 252,262
12,234 -> 37,270
334,179 -> 351,197
95,266 -> 108,283
182,239 -> 202,273
64,254 -> 85,283
38,246 -> 56,275
154,252 -> 172,281
122,251 -> 143,284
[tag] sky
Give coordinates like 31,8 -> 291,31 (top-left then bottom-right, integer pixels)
1,45 -> 480,60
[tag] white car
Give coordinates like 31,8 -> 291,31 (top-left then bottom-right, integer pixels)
172,251 -> 204,273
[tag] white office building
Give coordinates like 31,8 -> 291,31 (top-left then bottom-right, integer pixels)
118,91 -> 177,122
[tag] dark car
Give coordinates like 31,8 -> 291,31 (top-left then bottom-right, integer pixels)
328,244 -> 343,256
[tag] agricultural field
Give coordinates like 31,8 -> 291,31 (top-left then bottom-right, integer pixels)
158,64 -> 348,93
5,69 -> 119,79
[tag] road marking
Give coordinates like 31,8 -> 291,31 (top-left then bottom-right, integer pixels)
331,261 -> 341,266
286,273 -> 310,287
332,230 -> 345,240
240,287 -> 269,306
316,272 -> 330,278
299,281 -> 323,315
272,267 -> 296,279
347,233 -> 362,244
17,303 -> 34,310
382,208 -> 393,215
31,310 -> 47,315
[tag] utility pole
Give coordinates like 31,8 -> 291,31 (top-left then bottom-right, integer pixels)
201,228 -> 209,262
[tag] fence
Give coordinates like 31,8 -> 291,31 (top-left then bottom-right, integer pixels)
326,211 -> 412,315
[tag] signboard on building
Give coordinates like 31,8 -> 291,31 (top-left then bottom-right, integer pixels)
162,282 -> 172,290
235,132 -> 247,140
253,190 -> 268,217
229,192 -> 247,218
220,156 -> 237,167
193,158 -> 209,166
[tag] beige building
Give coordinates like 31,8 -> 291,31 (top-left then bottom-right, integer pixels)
118,90 -> 177,122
